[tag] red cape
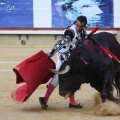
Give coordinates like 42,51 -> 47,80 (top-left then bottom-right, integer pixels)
11,50 -> 55,103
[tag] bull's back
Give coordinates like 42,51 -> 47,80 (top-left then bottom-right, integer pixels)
91,32 -> 120,59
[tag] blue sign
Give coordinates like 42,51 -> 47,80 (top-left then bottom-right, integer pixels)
52,0 -> 113,28
0,0 -> 120,28
0,0 -> 33,27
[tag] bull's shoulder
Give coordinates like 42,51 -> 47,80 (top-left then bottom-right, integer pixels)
90,32 -> 120,59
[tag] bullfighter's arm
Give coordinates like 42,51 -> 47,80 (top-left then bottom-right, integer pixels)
48,29 -> 75,57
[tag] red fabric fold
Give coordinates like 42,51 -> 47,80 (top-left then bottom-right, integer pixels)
11,50 -> 55,103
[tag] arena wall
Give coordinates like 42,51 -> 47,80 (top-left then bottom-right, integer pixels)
0,30 -> 120,46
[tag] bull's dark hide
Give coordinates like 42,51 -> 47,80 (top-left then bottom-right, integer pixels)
91,32 -> 120,59
58,32 -> 120,103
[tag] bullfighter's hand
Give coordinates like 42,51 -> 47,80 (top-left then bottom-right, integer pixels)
46,52 -> 52,59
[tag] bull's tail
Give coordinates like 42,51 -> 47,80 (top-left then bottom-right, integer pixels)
114,73 -> 120,99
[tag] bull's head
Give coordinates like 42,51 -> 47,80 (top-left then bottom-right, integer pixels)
49,61 -> 82,99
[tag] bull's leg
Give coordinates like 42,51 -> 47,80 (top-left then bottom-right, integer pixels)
101,84 -> 114,102
106,85 -> 118,101
101,67 -> 113,102
106,73 -> 120,102
107,91 -> 119,101
115,72 -> 120,99
101,84 -> 107,103
101,80 -> 119,102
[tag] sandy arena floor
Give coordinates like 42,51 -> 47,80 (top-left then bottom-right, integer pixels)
0,46 -> 120,120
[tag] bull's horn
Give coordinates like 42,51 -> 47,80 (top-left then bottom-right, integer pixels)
48,65 -> 70,74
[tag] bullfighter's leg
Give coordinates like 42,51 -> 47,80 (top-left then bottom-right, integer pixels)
50,75 -> 83,108
69,93 -> 83,108
39,74 -> 82,109
39,54 -> 61,109
39,74 -> 57,109
39,54 -> 82,109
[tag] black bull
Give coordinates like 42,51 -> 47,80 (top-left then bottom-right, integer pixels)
50,32 -> 120,102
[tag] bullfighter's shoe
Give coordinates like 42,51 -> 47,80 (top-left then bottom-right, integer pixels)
39,97 -> 48,109
69,103 -> 83,109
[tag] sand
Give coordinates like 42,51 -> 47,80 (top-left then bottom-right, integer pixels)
0,46 -> 119,120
